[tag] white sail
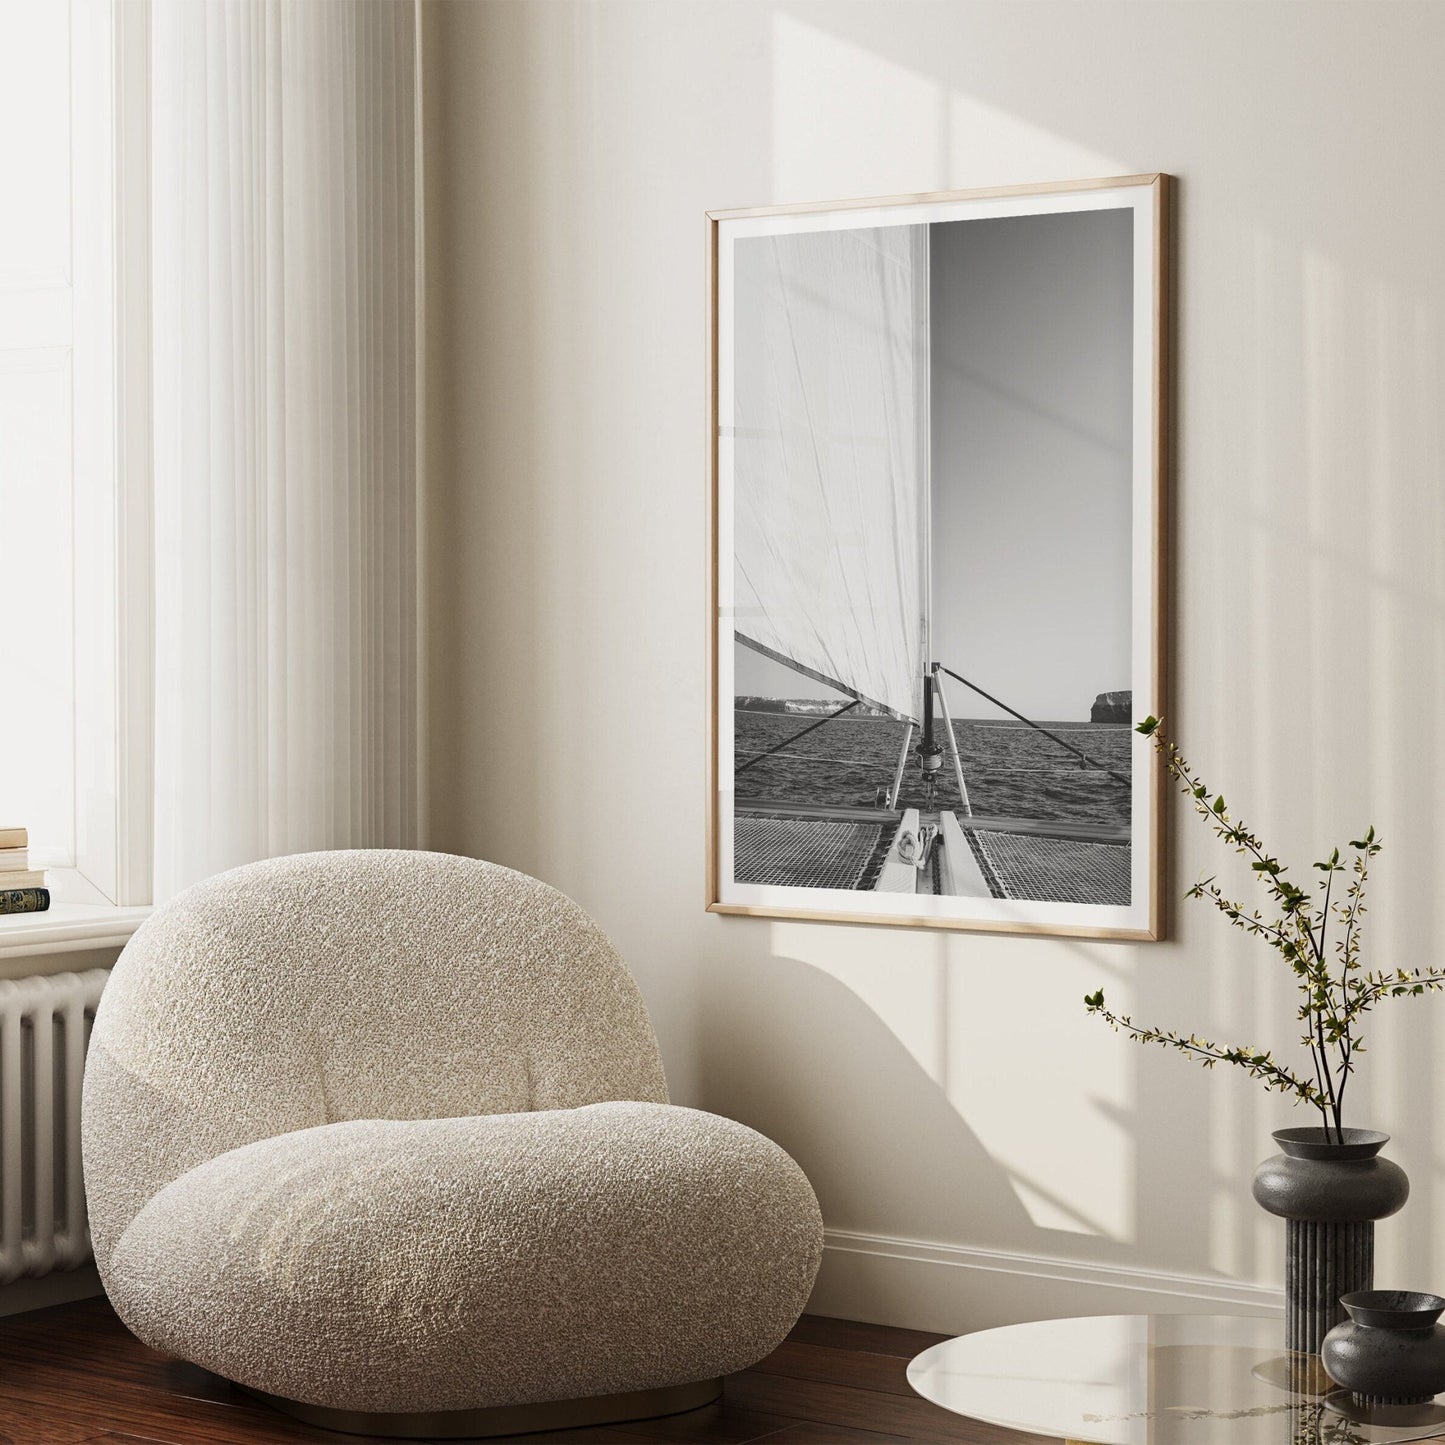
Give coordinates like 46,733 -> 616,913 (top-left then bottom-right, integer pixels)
732,224 -> 928,722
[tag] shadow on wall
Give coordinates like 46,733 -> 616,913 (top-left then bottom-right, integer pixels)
696,933 -> 1287,1333
698,942 -> 1034,1245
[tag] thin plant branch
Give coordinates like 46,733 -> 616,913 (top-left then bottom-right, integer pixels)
1084,718 -> 1436,1143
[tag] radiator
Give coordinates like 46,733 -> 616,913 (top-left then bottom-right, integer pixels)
0,969 -> 108,1285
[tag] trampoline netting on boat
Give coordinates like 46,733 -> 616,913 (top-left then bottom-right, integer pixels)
734,816 -> 887,890
969,830 -> 1130,906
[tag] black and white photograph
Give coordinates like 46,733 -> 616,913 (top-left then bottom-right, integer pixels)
710,178 -> 1167,937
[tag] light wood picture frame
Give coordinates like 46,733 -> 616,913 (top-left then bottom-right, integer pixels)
707,175 -> 1170,939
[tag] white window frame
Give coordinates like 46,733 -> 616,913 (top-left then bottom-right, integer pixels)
1,0 -> 152,955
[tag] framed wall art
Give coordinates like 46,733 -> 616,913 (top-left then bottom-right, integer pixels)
706,174 -> 1170,938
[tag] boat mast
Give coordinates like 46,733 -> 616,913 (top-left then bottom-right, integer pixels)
916,662 -> 944,799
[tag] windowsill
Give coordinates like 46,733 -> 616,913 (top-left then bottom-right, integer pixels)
0,903 -> 151,960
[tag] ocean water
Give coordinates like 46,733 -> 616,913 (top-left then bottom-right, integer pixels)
734,710 -> 1131,827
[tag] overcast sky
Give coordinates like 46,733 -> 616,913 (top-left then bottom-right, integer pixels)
734,207 -> 1133,724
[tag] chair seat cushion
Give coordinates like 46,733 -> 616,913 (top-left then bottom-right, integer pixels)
104,1101 -> 823,1413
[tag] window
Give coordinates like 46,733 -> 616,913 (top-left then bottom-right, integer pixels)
0,0 -> 149,910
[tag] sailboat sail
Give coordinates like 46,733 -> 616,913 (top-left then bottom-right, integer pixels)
732,224 -> 928,723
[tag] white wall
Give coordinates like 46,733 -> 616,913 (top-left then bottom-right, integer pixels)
423,0 -> 1445,1332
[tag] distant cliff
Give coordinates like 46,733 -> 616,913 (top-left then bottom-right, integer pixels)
1091,690 -> 1132,724
735,695 -> 887,718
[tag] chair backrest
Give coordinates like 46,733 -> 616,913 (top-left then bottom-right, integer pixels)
82,850 -> 668,1272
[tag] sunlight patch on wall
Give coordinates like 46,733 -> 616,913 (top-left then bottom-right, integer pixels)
771,13 -> 941,202
772,14 -> 1127,207
1007,1176 -> 1117,1238
946,94 -> 1126,191
943,963 -> 1135,1242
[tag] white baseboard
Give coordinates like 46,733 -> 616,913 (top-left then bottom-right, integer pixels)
809,1228 -> 1284,1336
0,1235 -> 1281,1336
0,1264 -> 104,1319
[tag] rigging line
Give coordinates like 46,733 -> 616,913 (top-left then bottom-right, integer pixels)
735,700 -> 860,775
935,665 -> 1132,790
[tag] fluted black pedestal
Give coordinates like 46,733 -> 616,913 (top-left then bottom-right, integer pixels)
1285,1218 -> 1373,1356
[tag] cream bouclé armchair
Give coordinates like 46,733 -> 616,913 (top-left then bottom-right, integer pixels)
81,850 -> 823,1438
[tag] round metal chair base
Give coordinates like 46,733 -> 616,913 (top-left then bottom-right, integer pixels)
237,1376 -> 723,1440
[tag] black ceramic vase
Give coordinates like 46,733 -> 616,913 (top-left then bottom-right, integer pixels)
1321,1291 -> 1445,1406
1252,1127 -> 1409,1355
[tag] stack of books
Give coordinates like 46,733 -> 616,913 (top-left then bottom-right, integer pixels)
0,828 -> 49,915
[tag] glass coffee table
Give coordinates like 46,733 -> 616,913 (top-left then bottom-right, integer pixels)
907,1314 -> 1445,1444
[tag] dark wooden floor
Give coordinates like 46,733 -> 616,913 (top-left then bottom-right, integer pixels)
0,1298 -> 1053,1445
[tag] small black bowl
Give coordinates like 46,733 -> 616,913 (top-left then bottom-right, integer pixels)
1341,1291 -> 1445,1330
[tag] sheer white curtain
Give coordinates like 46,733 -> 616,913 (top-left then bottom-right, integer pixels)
148,0 -> 421,900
